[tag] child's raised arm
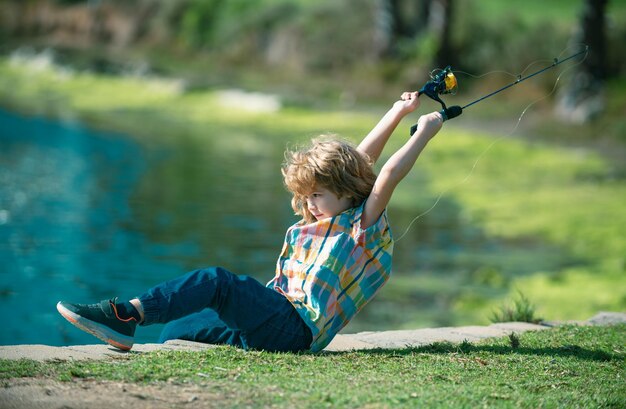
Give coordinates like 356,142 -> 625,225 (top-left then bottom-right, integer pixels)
357,92 -> 422,164
361,110 -> 443,229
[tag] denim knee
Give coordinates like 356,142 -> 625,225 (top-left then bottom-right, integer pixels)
138,266 -> 236,325
158,321 -> 179,343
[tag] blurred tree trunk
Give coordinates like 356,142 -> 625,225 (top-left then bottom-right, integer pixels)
381,0 -> 454,67
376,0 -> 429,57
556,0 -> 608,123
389,0 -> 429,39
430,0 -> 454,68
580,0 -> 608,81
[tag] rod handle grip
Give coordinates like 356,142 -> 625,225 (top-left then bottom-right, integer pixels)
441,105 -> 463,121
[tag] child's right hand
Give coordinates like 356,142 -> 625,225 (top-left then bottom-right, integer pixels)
415,111 -> 444,139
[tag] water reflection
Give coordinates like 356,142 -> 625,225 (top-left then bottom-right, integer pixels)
0,109 -> 298,346
0,109 -> 173,345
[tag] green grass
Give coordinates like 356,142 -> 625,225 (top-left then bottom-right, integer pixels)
490,291 -> 541,324
422,130 -> 626,322
1,325 -> 624,407
384,122 -> 626,324
494,0 -> 625,21
470,0 -> 626,27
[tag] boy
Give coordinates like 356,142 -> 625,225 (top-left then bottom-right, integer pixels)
57,91 -> 443,352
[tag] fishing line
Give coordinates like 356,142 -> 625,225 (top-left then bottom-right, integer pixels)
453,59 -> 553,81
395,44 -> 589,242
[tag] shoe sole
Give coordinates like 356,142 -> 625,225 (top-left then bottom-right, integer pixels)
56,302 -> 134,351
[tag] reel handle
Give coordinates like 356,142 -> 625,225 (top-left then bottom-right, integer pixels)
409,105 -> 463,136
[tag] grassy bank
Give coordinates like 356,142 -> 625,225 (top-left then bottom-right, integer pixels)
1,56 -> 625,328
2,325 -> 624,407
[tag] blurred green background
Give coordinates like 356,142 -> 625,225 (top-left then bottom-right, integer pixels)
0,0 -> 624,346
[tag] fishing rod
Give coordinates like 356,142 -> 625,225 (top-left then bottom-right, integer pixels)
410,46 -> 589,135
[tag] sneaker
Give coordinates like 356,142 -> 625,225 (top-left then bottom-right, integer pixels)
56,298 -> 137,351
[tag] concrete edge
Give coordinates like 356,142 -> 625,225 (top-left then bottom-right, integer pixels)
1,312 -> 623,360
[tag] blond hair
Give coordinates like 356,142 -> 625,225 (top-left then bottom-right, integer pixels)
282,136 -> 377,223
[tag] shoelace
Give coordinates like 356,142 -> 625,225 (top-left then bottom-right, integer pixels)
108,298 -> 138,323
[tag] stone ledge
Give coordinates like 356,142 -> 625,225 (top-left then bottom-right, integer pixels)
1,312 -> 623,361
324,322 -> 548,351
0,339 -> 216,362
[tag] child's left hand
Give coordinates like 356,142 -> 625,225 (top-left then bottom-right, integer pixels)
393,91 -> 421,114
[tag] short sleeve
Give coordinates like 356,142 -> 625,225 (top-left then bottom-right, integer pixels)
354,202 -> 393,250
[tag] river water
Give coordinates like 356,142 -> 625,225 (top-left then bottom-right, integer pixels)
0,108 -> 559,347
0,108 -> 304,345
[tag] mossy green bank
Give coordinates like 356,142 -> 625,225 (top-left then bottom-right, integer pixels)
2,325 -> 624,408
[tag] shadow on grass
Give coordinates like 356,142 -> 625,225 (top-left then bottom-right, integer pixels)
327,342 -> 622,362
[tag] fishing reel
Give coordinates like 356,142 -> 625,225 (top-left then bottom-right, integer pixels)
411,66 -> 463,135
419,66 -> 457,108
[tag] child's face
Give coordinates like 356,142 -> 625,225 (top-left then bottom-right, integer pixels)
305,185 -> 352,221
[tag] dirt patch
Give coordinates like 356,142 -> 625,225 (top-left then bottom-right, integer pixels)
1,378 -> 228,409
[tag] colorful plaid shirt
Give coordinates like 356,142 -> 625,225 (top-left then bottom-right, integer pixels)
267,202 -> 394,352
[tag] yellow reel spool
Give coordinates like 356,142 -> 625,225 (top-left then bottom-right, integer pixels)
444,72 -> 457,94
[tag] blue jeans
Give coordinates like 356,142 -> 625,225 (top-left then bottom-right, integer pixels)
137,267 -> 312,352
